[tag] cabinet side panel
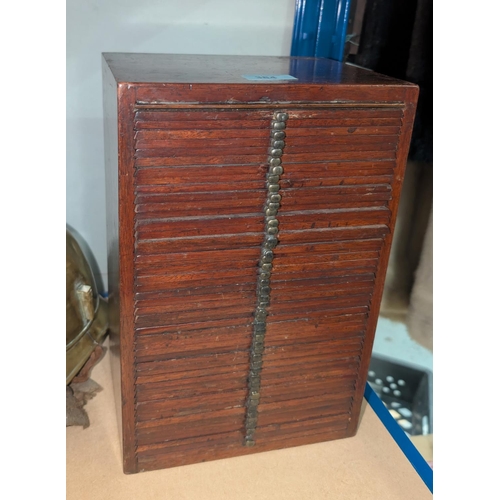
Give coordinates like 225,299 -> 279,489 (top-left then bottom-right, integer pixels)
102,57 -> 122,454
346,86 -> 420,436
103,56 -> 138,474
116,84 -> 139,473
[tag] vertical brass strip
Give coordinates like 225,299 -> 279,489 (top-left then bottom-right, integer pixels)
244,111 -> 288,447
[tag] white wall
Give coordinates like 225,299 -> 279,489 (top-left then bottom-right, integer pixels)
67,0 -> 295,291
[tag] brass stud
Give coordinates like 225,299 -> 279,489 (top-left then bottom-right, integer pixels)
269,148 -> 283,157
267,202 -> 280,210
264,235 -> 278,247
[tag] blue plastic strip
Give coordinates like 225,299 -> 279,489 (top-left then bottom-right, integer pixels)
315,0 -> 337,57
291,0 -> 352,62
331,0 -> 351,61
291,0 -> 322,57
364,383 -> 433,493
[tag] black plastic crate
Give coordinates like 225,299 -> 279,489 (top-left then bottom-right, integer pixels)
367,354 -> 432,436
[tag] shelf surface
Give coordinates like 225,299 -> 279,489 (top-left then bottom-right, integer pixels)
67,340 -> 432,500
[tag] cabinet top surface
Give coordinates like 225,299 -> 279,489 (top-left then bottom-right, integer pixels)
103,53 -> 415,87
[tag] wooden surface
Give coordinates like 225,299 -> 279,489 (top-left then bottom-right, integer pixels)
103,58 -> 138,471
103,53 -> 417,86
103,53 -> 418,473
66,345 -> 432,500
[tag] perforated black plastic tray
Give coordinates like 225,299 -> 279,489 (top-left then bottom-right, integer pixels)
367,354 -> 432,436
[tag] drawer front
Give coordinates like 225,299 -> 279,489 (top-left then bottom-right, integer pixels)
255,107 -> 401,443
131,105 -> 403,468
133,109 -> 268,462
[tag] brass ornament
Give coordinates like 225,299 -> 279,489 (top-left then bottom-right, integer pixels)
244,111 -> 288,446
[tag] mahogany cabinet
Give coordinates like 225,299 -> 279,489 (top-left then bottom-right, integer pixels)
102,53 -> 418,474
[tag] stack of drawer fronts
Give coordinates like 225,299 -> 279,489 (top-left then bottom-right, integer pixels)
102,53 -> 418,474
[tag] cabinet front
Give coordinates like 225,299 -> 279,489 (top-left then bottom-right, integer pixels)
131,104 -> 403,469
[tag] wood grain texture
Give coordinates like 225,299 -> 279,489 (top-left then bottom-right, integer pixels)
102,58 -> 138,473
103,53 -> 418,474
345,85 -> 419,437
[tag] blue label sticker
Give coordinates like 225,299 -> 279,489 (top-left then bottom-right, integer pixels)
242,74 -> 298,81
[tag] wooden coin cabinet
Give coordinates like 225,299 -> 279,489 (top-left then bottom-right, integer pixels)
102,53 -> 418,473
